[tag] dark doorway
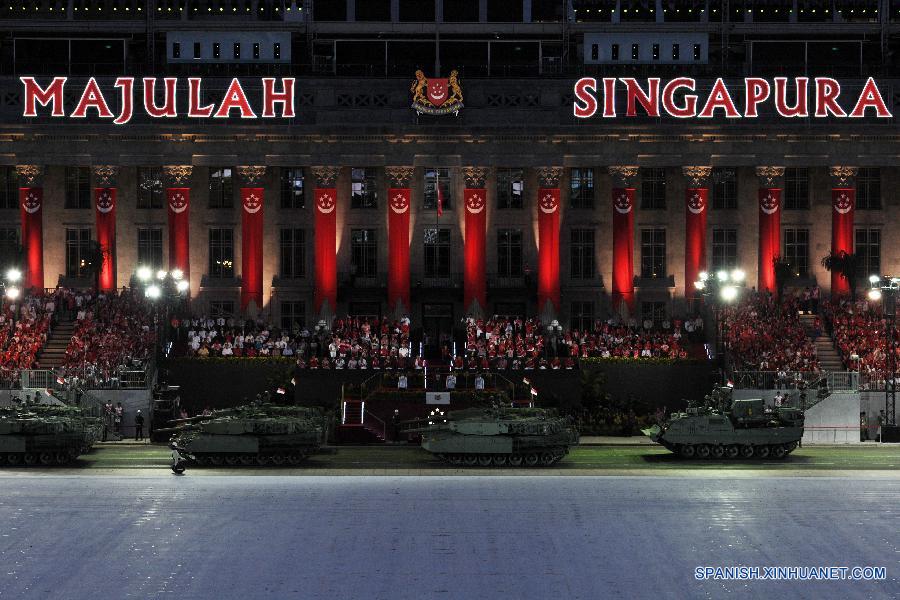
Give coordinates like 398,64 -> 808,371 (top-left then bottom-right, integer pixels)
422,303 -> 454,360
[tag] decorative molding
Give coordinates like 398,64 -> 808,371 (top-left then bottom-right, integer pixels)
755,166 -> 785,187
607,165 -> 639,187
15,165 -> 43,187
461,166 -> 488,188
682,166 -> 712,187
537,166 -> 563,188
236,165 -> 267,186
829,165 -> 858,186
162,165 -> 193,187
311,166 -> 340,187
385,166 -> 414,188
92,165 -> 119,187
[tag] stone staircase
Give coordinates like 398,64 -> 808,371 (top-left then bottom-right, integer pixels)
36,320 -> 75,369
799,313 -> 844,372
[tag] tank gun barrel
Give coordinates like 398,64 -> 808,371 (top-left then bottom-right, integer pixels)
155,423 -> 200,434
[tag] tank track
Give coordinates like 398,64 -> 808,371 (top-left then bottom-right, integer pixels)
436,447 -> 569,467
186,450 -> 313,467
667,441 -> 799,459
2,450 -> 81,466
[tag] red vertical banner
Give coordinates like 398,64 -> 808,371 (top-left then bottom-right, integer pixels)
612,188 -> 636,310
684,187 -> 708,298
387,188 -> 411,313
94,187 -> 116,291
19,187 -> 43,291
314,188 -> 338,313
463,188 -> 487,313
537,187 -> 560,312
831,188 -> 855,297
758,188 -> 781,293
166,188 -> 190,278
240,187 -> 264,310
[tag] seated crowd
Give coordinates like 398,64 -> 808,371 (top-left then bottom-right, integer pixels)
723,292 -> 820,372
822,298 -> 893,378
0,290 -> 57,385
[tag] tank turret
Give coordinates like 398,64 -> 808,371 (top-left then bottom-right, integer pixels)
642,386 -> 804,459
402,406 -> 579,467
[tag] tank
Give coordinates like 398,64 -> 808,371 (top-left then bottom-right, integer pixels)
642,387 -> 805,459
0,405 -> 102,466
160,404 -> 327,467
404,406 -> 580,467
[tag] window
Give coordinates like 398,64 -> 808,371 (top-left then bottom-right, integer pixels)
672,43 -> 680,60
570,228 -> 595,280
611,43 -> 619,61
783,228 -> 809,278
569,168 -> 594,210
424,167 -> 451,211
137,228 -> 163,269
209,301 -> 235,319
856,168 -> 881,210
856,229 -> 881,278
233,42 -> 241,59
351,168 -> 378,209
273,42 -> 281,60
652,44 -> 659,60
281,301 -> 305,331
173,42 -> 181,59
712,168 -> 737,210
693,44 -> 701,60
711,229 -> 737,271
497,229 -> 523,278
0,166 -> 17,209
591,44 -> 599,61
280,168 -> 305,209
351,229 -> 377,278
424,228 -> 451,278
209,168 -> 233,208
631,43 -> 639,60
783,168 -> 809,210
252,43 -> 260,60
65,228 -> 92,278
496,168 -> 524,209
213,43 -> 221,59
641,168 -> 666,210
137,167 -> 163,209
65,167 -> 91,209
193,42 -> 201,59
208,228 -> 234,278
280,228 -> 306,279
642,302 -> 667,327
570,301 -> 594,332
640,228 -> 666,278
0,228 -> 19,267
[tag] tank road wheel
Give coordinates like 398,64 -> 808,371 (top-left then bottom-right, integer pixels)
208,455 -> 224,466
463,455 -> 478,466
192,455 -> 206,466
539,452 -> 555,466
477,455 -> 493,467
679,445 -> 696,458
6,454 -> 21,466
524,453 -> 540,467
507,455 -> 523,467
270,454 -> 287,466
696,445 -> 710,459
224,455 -> 240,466
772,445 -> 787,459
23,453 -> 37,466
711,445 -> 725,459
447,454 -> 462,465
287,452 -> 305,466
740,445 -> 754,458
239,455 -> 255,466
54,452 -> 70,465
255,455 -> 270,466
755,446 -> 770,459
492,455 -> 508,467
725,445 -> 740,459
785,442 -> 798,453
39,452 -> 54,465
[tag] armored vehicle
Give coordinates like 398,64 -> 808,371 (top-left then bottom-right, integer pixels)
0,405 -> 101,465
161,404 -> 326,470
643,387 -> 804,459
403,406 -> 579,466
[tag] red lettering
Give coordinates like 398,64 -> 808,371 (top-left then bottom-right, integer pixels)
621,77 -> 660,117
20,76 -> 66,117
849,77 -> 892,118
813,78 -> 845,117
573,77 -> 597,119
188,78 -> 215,118
743,77 -> 770,118
214,78 -> 257,119
70,77 -> 114,118
774,77 -> 809,117
143,77 -> 178,117
602,78 -> 616,118
262,77 -> 295,118
113,77 -> 134,125
661,78 -> 697,118
698,78 -> 740,118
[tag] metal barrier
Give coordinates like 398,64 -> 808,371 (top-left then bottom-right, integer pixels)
18,360 -> 156,392
731,371 -> 862,392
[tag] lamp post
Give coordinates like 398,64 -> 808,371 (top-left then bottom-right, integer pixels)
867,275 -> 898,430
694,268 -> 746,370
135,266 -> 189,368
2,268 -> 21,398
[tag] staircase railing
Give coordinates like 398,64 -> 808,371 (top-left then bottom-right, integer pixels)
361,401 -> 386,440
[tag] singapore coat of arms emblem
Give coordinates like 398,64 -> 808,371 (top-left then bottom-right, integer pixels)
410,69 -> 464,116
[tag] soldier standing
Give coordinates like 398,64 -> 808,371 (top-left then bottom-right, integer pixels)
134,410 -> 144,441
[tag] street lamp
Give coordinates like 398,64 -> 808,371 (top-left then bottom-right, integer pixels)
134,266 -> 189,364
694,267 -> 746,366
868,275 -> 899,430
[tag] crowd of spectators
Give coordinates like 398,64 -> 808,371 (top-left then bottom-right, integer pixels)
0,291 -> 57,385
822,298 -> 892,378
723,292 -> 820,372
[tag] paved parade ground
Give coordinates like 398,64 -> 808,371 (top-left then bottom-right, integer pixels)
0,474 -> 897,600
